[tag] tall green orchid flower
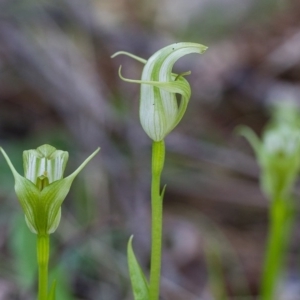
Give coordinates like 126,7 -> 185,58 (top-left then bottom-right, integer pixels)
0,144 -> 100,300
112,42 -> 207,141
112,42 -> 207,300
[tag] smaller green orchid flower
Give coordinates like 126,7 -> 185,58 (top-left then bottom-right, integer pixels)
112,42 -> 207,141
238,104 -> 300,300
239,110 -> 300,200
0,144 -> 100,235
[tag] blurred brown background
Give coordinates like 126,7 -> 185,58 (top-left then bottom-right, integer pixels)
1,0 -> 300,299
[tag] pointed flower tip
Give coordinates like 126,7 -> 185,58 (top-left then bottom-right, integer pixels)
84,147 -> 101,163
111,51 -> 147,64
67,147 -> 100,180
111,51 -> 122,59
200,45 -> 208,53
0,146 -> 20,178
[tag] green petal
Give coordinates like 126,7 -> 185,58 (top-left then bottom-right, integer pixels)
41,177 -> 73,233
42,147 -> 100,233
23,145 -> 69,184
45,150 -> 69,184
25,215 -> 38,234
47,208 -> 61,234
119,67 -> 191,141
0,147 -> 41,233
15,177 -> 44,233
143,42 -> 207,83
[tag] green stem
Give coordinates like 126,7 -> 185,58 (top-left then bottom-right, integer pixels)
37,234 -> 50,300
149,140 -> 165,300
260,196 -> 293,300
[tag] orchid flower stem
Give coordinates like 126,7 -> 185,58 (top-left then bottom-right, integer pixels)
37,234 -> 50,300
261,195 -> 294,300
149,140 -> 165,300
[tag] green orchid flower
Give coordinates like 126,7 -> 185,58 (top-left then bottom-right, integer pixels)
112,42 -> 207,141
238,103 -> 300,300
239,122 -> 300,200
112,42 -> 207,300
0,144 -> 100,235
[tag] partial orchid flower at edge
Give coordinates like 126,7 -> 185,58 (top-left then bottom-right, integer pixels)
237,102 -> 300,300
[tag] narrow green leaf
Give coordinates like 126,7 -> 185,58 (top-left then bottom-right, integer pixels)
48,280 -> 57,300
127,236 -> 149,300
